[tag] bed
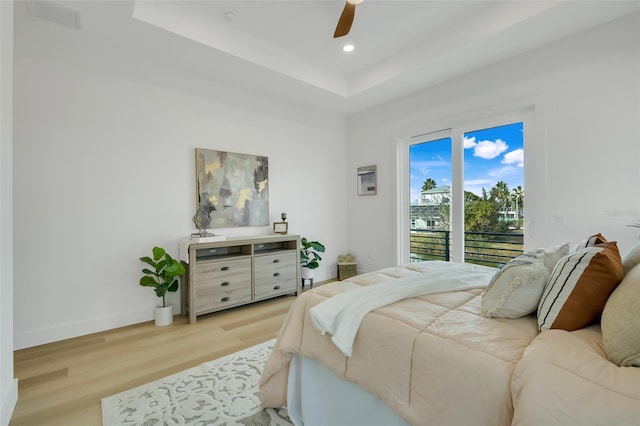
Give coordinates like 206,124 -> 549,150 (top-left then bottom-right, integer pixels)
259,260 -> 539,425
259,238 -> 640,426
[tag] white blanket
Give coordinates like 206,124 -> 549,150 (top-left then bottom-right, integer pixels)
309,261 -> 496,356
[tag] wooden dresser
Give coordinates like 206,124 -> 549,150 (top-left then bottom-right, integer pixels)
181,234 -> 300,323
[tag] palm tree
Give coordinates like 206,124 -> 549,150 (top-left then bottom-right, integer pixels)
511,186 -> 524,219
492,181 -> 511,217
422,178 -> 437,191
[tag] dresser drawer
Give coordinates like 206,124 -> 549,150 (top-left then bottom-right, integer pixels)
254,252 -> 297,300
194,257 -> 251,313
195,257 -> 251,279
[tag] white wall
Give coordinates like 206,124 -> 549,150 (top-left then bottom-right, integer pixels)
12,8 -> 639,351
347,13 -> 640,274
13,13 -> 347,349
1,1 -> 18,423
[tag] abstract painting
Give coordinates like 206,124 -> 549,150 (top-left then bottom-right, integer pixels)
195,148 -> 269,228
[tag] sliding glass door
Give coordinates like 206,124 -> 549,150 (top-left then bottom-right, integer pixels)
399,105 -> 539,266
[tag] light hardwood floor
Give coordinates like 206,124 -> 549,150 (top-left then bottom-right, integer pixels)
10,294 -> 298,426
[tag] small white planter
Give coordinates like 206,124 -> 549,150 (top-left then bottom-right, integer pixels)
154,305 -> 174,327
301,267 -> 314,280
301,267 -> 315,288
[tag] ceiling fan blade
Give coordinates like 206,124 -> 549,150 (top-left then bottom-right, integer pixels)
334,2 -> 356,38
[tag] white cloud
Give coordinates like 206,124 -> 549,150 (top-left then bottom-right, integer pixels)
463,136 -> 477,149
464,136 -> 509,160
488,166 -> 517,179
471,139 -> 508,159
411,159 -> 449,176
502,148 -> 524,167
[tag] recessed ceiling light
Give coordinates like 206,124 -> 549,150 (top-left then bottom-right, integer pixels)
343,44 -> 355,53
224,11 -> 237,22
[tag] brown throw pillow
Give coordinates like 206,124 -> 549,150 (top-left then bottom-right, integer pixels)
538,242 -> 623,331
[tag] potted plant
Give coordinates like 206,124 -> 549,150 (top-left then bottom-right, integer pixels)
300,237 -> 326,285
140,246 -> 186,326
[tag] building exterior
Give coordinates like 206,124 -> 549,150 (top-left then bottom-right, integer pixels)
411,186 -> 451,230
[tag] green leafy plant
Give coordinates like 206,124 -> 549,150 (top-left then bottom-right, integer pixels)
300,237 -> 326,270
140,247 -> 186,307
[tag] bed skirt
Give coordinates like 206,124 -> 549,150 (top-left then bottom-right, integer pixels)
287,355 -> 408,426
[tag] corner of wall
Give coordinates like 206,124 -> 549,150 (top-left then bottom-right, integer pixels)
0,379 -> 18,426
0,0 -> 16,423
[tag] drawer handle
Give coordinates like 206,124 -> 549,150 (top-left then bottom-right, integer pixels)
221,296 -> 230,302
273,259 -> 280,263
220,281 -> 230,287
273,272 -> 280,277
273,285 -> 281,290
221,266 -> 230,271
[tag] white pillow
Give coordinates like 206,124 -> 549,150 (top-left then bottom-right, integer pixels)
481,258 -> 550,318
517,242 -> 570,274
622,240 -> 640,275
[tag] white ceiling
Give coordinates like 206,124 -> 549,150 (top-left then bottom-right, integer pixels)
18,0 -> 640,115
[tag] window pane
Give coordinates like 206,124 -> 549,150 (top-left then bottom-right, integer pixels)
409,137 -> 452,262
463,122 -> 524,267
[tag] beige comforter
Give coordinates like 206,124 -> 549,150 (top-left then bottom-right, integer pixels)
511,325 -> 640,425
259,262 -> 540,425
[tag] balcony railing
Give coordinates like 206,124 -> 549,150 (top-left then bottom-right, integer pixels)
410,229 -> 524,268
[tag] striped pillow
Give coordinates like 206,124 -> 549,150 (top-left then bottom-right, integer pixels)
573,232 -> 608,251
537,242 -> 623,331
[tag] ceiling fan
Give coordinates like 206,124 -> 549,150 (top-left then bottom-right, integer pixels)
333,0 -> 363,38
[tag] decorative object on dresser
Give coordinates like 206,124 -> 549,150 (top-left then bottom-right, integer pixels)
273,212 -> 288,234
300,237 -> 326,288
139,246 -> 186,326
273,222 -> 288,234
180,235 -> 300,323
191,204 -> 216,238
194,148 -> 269,228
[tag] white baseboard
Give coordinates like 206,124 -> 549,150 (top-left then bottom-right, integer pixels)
14,307 -> 153,350
1,378 -> 18,426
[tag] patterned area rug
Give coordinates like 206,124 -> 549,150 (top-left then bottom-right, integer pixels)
101,339 -> 292,425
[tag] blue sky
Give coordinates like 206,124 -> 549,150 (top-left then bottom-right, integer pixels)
410,122 -> 523,203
